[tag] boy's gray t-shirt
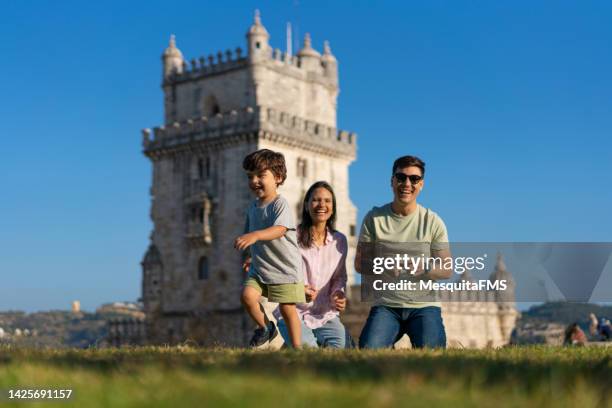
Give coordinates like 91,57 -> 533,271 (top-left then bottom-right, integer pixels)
245,195 -> 303,285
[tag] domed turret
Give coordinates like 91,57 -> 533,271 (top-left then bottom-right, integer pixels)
321,40 -> 338,83
489,252 -> 515,304
142,244 -> 162,266
142,244 -> 163,313
246,10 -> 270,62
297,33 -> 322,72
162,34 -> 184,78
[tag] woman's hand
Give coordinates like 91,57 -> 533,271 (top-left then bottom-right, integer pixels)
305,285 -> 318,302
242,257 -> 251,274
331,291 -> 346,312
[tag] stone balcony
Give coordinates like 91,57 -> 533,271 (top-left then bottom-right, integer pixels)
186,220 -> 212,247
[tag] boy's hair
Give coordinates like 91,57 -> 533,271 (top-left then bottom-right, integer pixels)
392,155 -> 426,177
242,149 -> 287,185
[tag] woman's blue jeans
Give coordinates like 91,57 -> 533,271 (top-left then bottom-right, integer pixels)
278,316 -> 350,348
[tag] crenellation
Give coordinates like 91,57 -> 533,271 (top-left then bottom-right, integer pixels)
166,48 -> 248,84
142,107 -> 356,151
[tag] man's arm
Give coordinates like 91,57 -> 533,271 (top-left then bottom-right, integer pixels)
426,248 -> 453,280
234,226 -> 288,250
419,215 -> 452,280
410,248 -> 452,280
354,242 -> 363,274
354,211 -> 374,274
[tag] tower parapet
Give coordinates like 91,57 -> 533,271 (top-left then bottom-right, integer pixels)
142,106 -> 356,158
162,12 -> 337,90
164,47 -> 248,85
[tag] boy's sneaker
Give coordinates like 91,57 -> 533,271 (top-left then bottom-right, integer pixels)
249,322 -> 278,348
249,321 -> 284,349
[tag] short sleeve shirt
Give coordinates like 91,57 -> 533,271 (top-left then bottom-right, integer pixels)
246,195 -> 303,284
359,203 -> 449,308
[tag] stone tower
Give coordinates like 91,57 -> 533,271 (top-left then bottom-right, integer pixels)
140,11 -> 358,346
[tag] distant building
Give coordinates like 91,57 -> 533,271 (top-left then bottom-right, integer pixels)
71,300 -> 81,314
96,302 -> 145,319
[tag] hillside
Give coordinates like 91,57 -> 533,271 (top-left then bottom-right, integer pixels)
521,302 -> 612,324
0,311 -> 119,348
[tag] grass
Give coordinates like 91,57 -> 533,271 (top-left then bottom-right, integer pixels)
0,346 -> 610,407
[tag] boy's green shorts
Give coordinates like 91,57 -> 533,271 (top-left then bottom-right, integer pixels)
244,276 -> 306,303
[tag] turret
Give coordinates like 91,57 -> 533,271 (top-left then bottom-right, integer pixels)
321,40 -> 338,84
297,33 -> 322,72
162,34 -> 184,79
142,244 -> 163,312
489,252 -> 515,304
246,9 -> 270,63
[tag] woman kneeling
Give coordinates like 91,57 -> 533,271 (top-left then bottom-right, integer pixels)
277,181 -> 351,348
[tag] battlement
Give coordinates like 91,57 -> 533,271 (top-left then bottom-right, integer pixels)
142,106 -> 356,156
165,45 -> 335,86
165,47 -> 247,84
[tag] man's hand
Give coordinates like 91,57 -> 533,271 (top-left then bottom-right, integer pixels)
305,285 -> 318,302
331,291 -> 346,312
234,232 -> 259,250
242,257 -> 251,274
407,258 -> 425,277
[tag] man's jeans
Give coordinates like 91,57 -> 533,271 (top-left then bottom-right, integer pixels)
359,305 -> 446,349
278,316 -> 350,348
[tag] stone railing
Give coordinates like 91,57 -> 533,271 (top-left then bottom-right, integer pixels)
107,317 -> 147,347
258,106 -> 356,146
142,106 -> 357,154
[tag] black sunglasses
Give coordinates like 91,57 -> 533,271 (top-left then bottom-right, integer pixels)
394,173 -> 423,184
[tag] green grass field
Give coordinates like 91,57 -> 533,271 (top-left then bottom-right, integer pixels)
0,345 -> 610,407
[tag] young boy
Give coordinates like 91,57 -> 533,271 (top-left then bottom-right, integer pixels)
235,149 -> 305,348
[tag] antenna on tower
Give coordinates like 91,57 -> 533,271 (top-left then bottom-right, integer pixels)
292,0 -> 300,56
286,22 -> 292,56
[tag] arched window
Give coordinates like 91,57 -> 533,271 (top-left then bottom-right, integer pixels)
197,159 -> 204,179
203,95 -> 221,117
198,256 -> 209,280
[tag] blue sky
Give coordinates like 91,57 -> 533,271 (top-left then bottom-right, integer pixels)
1,1 -> 611,312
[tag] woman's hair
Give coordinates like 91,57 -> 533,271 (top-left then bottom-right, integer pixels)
298,181 -> 337,248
